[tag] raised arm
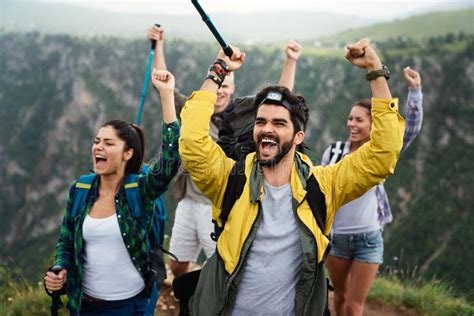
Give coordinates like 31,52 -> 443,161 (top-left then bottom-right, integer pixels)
152,69 -> 177,123
147,25 -> 187,116
315,39 -> 405,230
138,69 -> 180,201
278,41 -> 302,90
345,38 -> 391,99
402,67 -> 423,150
179,46 -> 246,207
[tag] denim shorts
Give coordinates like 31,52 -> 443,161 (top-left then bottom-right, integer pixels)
329,230 -> 384,264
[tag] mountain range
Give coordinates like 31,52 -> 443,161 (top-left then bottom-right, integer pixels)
1,2 -> 473,301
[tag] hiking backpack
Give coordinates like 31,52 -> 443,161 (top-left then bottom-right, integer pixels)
327,141 -> 345,165
71,165 -> 169,298
217,96 -> 256,160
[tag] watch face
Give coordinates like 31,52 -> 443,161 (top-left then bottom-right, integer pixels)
383,64 -> 390,77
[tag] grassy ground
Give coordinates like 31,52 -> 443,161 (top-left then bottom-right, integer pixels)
2,263 -> 473,315
369,275 -> 474,316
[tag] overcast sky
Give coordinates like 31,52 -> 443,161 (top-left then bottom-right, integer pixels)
34,0 -> 458,19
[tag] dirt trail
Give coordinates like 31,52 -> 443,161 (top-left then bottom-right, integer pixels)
155,282 -> 421,316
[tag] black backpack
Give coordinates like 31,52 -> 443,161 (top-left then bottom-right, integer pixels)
327,141 -> 345,165
217,96 -> 256,160
174,158 -> 331,316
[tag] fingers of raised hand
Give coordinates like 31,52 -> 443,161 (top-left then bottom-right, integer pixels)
346,45 -> 364,59
286,41 -> 302,59
229,45 -> 242,60
147,26 -> 163,41
218,45 -> 246,70
347,38 -> 372,57
152,68 -> 168,82
287,41 -> 301,51
404,66 -> 419,78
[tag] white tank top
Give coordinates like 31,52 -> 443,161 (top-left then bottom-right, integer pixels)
332,186 -> 380,234
82,214 -> 144,300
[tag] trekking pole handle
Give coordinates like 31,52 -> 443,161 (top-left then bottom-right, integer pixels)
47,266 -> 64,316
150,23 -> 161,50
191,0 -> 233,57
49,266 -> 63,293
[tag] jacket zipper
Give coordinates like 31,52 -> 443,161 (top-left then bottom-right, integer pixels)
296,195 -> 319,315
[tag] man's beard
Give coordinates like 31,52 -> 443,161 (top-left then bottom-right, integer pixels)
256,133 -> 294,167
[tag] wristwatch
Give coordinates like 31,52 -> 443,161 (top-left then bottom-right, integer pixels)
366,64 -> 390,81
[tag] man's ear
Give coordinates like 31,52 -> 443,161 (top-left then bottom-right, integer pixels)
294,131 -> 305,145
123,148 -> 134,161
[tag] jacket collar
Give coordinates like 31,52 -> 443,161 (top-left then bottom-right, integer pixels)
248,152 -> 313,204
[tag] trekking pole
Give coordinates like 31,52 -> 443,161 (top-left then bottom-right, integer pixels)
136,23 -> 161,126
191,0 -> 233,57
48,267 -> 64,316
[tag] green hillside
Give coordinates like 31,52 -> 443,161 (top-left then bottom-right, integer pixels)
0,31 -> 473,304
319,8 -> 474,45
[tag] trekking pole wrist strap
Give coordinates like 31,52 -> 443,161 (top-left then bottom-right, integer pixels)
214,59 -> 230,73
205,73 -> 224,88
206,59 -> 230,87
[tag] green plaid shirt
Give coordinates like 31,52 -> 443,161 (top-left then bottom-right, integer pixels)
53,121 -> 180,313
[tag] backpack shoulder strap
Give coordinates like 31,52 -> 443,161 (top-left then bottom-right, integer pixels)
124,173 -> 143,218
71,174 -> 96,218
306,174 -> 333,261
306,174 -> 332,261
328,141 -> 345,165
305,175 -> 327,235
210,159 -> 247,241
151,195 -> 167,246
220,158 -> 247,223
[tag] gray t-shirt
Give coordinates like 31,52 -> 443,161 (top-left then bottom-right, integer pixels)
231,181 -> 303,316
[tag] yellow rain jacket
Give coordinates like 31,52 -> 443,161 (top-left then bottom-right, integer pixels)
179,91 -> 404,315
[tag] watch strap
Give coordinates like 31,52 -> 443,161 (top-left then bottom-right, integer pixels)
366,64 -> 390,81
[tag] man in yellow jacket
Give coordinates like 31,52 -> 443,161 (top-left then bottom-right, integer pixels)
178,39 -> 405,315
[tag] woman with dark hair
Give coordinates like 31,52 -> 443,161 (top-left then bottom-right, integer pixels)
44,69 -> 180,315
321,67 -> 423,316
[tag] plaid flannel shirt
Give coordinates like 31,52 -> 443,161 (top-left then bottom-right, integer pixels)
322,87 -> 423,227
53,121 -> 180,313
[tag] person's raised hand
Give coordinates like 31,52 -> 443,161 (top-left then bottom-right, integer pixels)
403,67 -> 421,88
345,38 -> 382,72
285,41 -> 302,61
152,69 -> 175,92
147,25 -> 164,44
217,45 -> 246,72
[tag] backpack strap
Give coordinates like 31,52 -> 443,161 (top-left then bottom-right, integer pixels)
210,158 -> 247,241
151,196 -> 167,246
71,174 -> 97,219
124,173 -> 144,219
328,141 -> 345,165
305,175 -> 327,234
305,174 -> 331,261
124,172 -> 167,246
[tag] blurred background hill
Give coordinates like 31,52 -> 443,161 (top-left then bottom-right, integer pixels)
1,0 -> 474,311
